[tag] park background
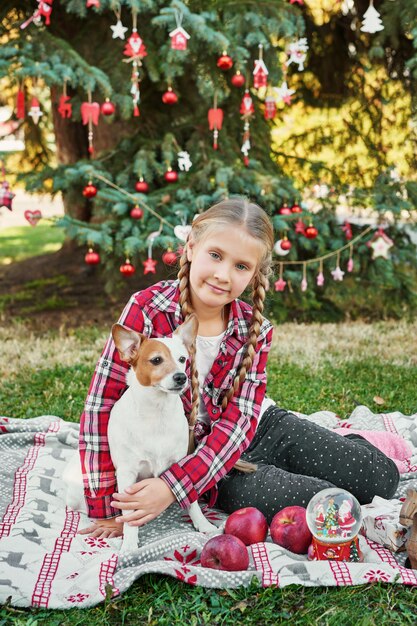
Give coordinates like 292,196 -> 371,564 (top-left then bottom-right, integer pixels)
0,0 -> 416,624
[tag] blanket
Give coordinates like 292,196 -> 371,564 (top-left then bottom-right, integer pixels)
0,406 -> 417,609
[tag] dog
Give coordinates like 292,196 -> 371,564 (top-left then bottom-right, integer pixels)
64,314 -> 218,552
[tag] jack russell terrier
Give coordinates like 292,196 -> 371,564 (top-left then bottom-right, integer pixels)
64,314 -> 218,552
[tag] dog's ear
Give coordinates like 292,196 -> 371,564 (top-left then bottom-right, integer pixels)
174,314 -> 198,351
112,324 -> 143,363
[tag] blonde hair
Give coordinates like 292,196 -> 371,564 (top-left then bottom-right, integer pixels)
178,198 -> 274,471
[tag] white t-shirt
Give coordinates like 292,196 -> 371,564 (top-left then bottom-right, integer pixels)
195,333 -> 274,426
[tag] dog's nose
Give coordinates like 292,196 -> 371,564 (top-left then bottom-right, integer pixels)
173,373 -> 187,386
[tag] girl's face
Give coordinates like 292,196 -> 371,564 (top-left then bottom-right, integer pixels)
186,225 -> 264,314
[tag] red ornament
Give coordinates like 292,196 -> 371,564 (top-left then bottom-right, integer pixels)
208,107 -> 224,150
291,203 -> 303,213
130,205 -> 144,219
101,99 -> 116,116
81,102 -> 100,126
120,260 -> 136,276
217,52 -> 233,71
16,89 -> 25,119
58,94 -> 72,119
169,27 -> 190,50
123,32 -> 147,59
85,248 -> 100,265
231,71 -> 245,88
253,60 -> 269,89
162,249 -> 177,265
305,225 -> 319,239
135,179 -> 149,193
240,91 -> 254,116
264,96 -> 277,120
162,88 -> 178,104
342,221 -> 353,240
143,258 -> 157,274
86,0 -> 100,6
295,219 -> 306,234
164,168 -> 178,182
279,204 -> 292,215
82,183 -> 97,198
280,238 -> 292,251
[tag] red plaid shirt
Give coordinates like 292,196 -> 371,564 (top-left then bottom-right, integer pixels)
79,279 -> 274,518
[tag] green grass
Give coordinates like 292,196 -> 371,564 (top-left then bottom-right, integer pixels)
0,324 -> 416,625
0,224 -> 65,265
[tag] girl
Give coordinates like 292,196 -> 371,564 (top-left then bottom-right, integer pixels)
78,198 -> 399,539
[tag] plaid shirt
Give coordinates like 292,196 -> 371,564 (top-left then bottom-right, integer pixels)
79,279 -> 274,519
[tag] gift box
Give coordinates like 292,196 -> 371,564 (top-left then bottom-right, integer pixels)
360,496 -> 410,552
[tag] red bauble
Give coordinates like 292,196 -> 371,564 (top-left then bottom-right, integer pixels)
279,205 -> 292,215
164,169 -> 178,182
291,203 -> 302,213
162,89 -> 178,104
130,205 -> 144,219
231,71 -> 245,87
305,225 -> 319,239
280,238 -> 292,251
120,261 -> 135,276
162,249 -> 177,265
135,179 -> 149,193
217,53 -> 233,70
85,249 -> 100,265
101,99 -> 116,116
82,183 -> 97,198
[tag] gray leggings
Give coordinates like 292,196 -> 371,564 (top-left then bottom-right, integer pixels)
216,406 -> 400,524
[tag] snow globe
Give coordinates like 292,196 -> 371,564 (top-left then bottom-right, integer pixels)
306,488 -> 363,562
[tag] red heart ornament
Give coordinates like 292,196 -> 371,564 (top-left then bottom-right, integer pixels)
24,209 -> 42,226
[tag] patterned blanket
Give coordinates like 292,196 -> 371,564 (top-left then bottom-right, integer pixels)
0,406 -> 417,609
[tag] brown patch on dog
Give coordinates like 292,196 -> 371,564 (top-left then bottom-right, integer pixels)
134,339 -> 177,387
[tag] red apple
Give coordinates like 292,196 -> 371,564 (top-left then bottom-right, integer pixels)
270,506 -> 312,554
200,534 -> 249,571
224,507 -> 268,546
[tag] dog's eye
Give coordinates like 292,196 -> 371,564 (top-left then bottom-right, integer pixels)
150,356 -> 163,365
178,356 -> 186,364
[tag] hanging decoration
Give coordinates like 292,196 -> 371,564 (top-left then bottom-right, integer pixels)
101,99 -> 116,116
20,0 -> 54,29
331,252 -> 345,282
231,70 -> 245,88
82,181 -> 98,198
295,219 -> 306,234
341,220 -> 352,240
110,4 -> 128,40
135,178 -> 149,193
279,203 -> 292,215
305,224 -> 319,239
289,0 -> 304,4
273,80 -> 295,106
162,248 -> 177,265
0,171 -> 15,212
81,90 -> 100,154
217,51 -> 233,70
162,86 -> 178,104
24,209 -> 42,226
274,238 -> 291,257
123,11 -> 147,117
58,80 -> 72,119
208,93 -> 224,150
174,224 -> 192,242
143,231 -> 159,275
169,9 -> 190,50
367,227 -> 394,259
130,204 -> 144,219
360,0 -> 384,34
85,248 -> 100,265
286,38 -> 309,71
274,264 -> 287,292
301,263 -> 308,292
86,0 -> 100,7
177,151 -> 192,172
120,259 -> 136,275
291,203 -> 302,213
253,44 -> 269,89
264,94 -> 277,120
28,96 -> 43,125
16,84 -> 25,119
240,90 -> 254,166
347,245 -> 354,272
316,260 -> 325,286
164,167 -> 178,182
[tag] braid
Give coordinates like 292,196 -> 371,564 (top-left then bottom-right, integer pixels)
220,270 -> 267,473
178,246 -> 200,453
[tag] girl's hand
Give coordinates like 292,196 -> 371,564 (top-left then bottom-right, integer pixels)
78,517 -> 123,539
111,477 -> 176,528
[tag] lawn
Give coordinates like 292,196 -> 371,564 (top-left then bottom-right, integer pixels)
0,224 -> 65,265
0,321 -> 416,625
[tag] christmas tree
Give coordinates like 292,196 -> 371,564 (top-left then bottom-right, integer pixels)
1,0 -> 416,319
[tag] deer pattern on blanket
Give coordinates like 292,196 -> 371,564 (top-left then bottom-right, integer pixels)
0,409 -> 416,609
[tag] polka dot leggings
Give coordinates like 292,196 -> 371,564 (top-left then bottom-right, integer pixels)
216,406 -> 400,524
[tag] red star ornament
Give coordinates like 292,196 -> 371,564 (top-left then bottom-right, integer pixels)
143,258 -> 157,274
274,278 -> 287,292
